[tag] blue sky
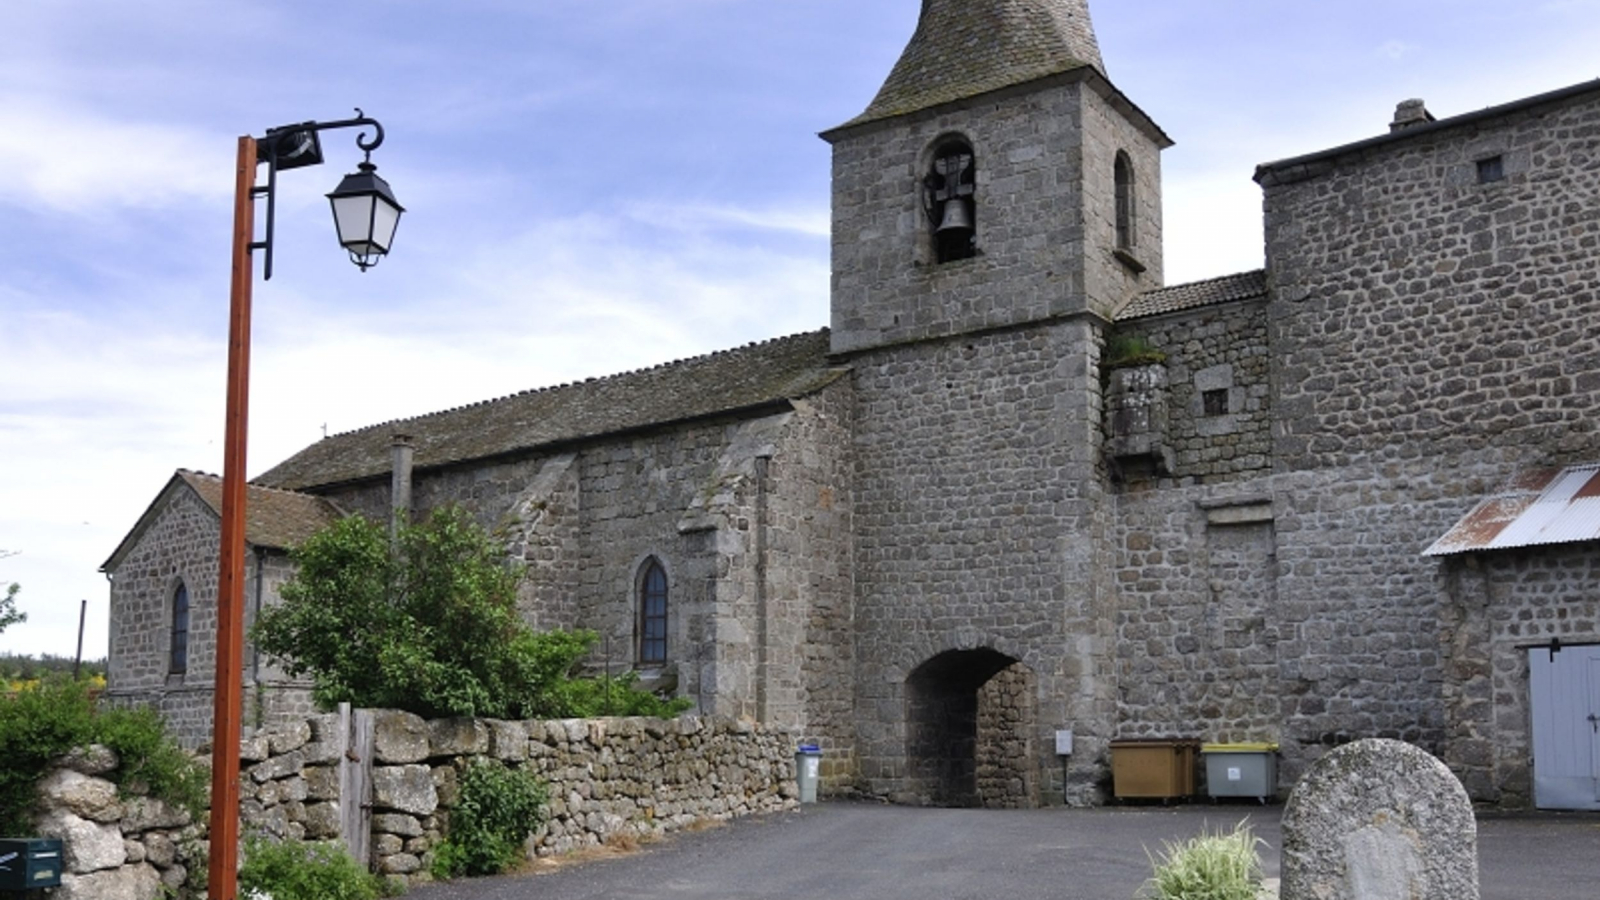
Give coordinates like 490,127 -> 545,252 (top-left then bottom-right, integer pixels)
3,0 -> 1598,659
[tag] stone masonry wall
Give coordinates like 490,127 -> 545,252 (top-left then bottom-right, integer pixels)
764,379 -> 857,787
1262,95 -> 1600,472
104,488 -> 312,749
828,76 -> 1162,355
1113,489 -> 1281,748
1113,299 -> 1271,484
1252,89 -> 1600,795
1081,81 -> 1165,313
849,320 -> 1116,805
975,662 -> 1037,808
314,405 -> 857,782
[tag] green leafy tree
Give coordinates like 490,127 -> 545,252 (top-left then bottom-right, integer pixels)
0,582 -> 24,635
254,507 -> 689,720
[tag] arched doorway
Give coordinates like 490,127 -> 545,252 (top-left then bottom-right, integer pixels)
905,649 -> 1038,807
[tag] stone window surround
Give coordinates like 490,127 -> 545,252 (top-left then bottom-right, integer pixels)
167,578 -> 189,678
633,555 -> 671,667
920,130 -> 980,267
1114,149 -> 1136,249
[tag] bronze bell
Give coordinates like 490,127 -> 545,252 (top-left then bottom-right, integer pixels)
936,198 -> 973,235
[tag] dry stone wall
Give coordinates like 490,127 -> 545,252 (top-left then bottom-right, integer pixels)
34,711 -> 796,900
245,710 -> 797,886
32,747 -> 205,900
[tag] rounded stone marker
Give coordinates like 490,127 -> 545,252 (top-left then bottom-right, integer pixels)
1281,738 -> 1477,900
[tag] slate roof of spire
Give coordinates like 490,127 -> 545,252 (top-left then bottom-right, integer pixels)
843,0 -> 1105,129
255,329 -> 846,492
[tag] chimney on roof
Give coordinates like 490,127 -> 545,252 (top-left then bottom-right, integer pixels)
1390,98 -> 1436,132
391,434 -> 414,546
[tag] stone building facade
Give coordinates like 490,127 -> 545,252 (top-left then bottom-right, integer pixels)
106,0 -> 1600,810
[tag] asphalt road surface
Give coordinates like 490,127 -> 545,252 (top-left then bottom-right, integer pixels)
407,802 -> 1600,900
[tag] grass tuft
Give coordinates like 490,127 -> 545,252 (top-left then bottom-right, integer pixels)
1141,819 -> 1265,900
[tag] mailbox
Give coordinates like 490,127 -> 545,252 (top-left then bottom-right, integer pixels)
0,839 -> 64,890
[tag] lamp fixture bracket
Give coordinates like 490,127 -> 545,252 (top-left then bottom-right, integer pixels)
250,109 -> 388,279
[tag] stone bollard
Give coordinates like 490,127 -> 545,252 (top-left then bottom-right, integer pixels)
1280,738 -> 1477,900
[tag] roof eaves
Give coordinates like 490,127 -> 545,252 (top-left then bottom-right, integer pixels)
1255,79 -> 1600,187
821,68 -> 1172,149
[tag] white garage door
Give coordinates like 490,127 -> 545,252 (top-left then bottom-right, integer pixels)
1529,644 -> 1600,810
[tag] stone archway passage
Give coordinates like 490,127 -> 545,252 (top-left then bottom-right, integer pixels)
905,649 -> 1038,807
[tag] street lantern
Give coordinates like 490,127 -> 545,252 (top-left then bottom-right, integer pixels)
327,161 -> 405,270
210,109 -> 398,900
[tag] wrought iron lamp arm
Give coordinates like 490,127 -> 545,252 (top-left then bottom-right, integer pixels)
251,109 -> 387,279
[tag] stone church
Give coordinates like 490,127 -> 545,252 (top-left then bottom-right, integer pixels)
104,0 -> 1600,810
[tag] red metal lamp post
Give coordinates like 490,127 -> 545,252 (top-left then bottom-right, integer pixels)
212,111 -> 402,900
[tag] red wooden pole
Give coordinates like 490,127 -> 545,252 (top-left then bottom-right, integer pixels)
208,134 -> 256,900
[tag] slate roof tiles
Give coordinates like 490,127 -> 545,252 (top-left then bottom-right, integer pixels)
256,329 -> 845,492
844,0 -> 1105,129
1116,269 -> 1268,321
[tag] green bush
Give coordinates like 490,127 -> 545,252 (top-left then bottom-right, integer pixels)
254,507 -> 690,720
239,835 -> 389,900
1141,820 -> 1265,900
0,678 -> 204,835
431,759 -> 549,878
554,669 -> 694,718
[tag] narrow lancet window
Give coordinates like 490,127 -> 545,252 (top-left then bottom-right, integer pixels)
1114,152 -> 1137,250
639,560 -> 668,665
170,583 -> 190,674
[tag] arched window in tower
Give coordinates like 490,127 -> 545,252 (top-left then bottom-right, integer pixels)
638,559 -> 668,665
1114,151 -> 1137,250
169,582 -> 190,675
923,139 -> 977,264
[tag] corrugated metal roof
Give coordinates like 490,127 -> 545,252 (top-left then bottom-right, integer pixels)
1422,464 -> 1600,556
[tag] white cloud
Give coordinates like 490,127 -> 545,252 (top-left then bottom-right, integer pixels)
0,96 -> 230,215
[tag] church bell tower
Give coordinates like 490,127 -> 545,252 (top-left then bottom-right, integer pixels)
822,0 -> 1171,355
826,1 -> 1175,806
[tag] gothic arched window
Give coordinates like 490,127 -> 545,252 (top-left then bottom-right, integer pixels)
638,560 -> 668,665
169,582 -> 190,675
1114,151 -> 1137,250
924,139 -> 977,264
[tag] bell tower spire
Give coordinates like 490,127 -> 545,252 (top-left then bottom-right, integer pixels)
822,0 -> 1170,355
848,0 -> 1104,128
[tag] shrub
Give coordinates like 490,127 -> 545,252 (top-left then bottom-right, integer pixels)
239,835 -> 388,900
0,677 -> 204,834
1141,820 -> 1265,900
431,759 -> 549,878
255,507 -> 689,720
1103,333 -> 1167,368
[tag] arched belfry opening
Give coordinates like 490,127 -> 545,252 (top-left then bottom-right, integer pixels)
905,649 -> 1039,807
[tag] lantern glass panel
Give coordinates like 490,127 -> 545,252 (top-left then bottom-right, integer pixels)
331,194 -> 378,252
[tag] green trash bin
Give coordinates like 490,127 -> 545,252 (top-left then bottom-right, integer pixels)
795,744 -> 822,803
